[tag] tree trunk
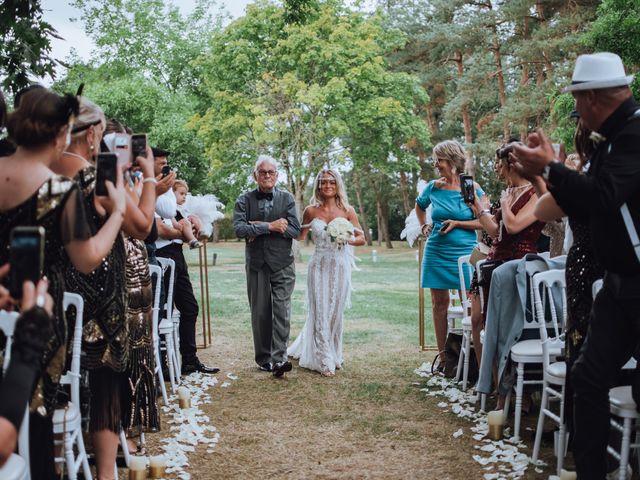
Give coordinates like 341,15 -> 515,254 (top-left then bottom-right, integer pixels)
374,183 -> 393,249
379,199 -> 393,249
376,205 -> 382,247
425,103 -> 438,137
453,50 -> 474,174
352,168 -> 372,246
399,171 -> 411,216
519,15 -> 530,140
482,2 -> 509,140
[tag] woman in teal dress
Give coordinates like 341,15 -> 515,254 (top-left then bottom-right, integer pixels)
415,140 -> 483,372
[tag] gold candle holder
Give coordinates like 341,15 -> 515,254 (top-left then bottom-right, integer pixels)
488,423 -> 503,441
486,410 -> 504,441
129,469 -> 147,480
178,397 -> 191,409
149,465 -> 166,479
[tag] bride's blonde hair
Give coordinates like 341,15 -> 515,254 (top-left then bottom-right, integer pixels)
309,168 -> 350,212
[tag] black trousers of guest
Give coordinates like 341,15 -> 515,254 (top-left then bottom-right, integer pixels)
29,413 -> 55,479
156,243 -> 199,366
572,272 -> 640,479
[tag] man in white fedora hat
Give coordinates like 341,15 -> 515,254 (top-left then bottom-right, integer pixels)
513,52 -> 640,479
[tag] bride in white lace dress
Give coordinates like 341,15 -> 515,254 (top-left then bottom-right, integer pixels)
288,169 -> 365,376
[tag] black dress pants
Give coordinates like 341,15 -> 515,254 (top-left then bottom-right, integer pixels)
156,243 -> 199,366
572,272 -> 640,479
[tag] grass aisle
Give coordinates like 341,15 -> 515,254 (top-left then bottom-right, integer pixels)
145,242 -> 548,479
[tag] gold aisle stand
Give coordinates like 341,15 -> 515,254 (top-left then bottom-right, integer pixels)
197,241 -> 213,348
418,237 -> 438,352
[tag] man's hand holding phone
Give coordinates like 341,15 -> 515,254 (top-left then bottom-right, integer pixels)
156,169 -> 176,196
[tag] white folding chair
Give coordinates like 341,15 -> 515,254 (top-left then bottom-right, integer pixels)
149,265 -> 169,406
454,254 -> 474,390
592,278 -> 603,299
0,310 -> 29,480
171,309 -> 181,374
446,290 -> 464,333
0,454 -> 28,480
608,386 -> 640,480
475,258 -> 487,411
531,269 -> 568,474
503,258 -> 553,442
52,293 -> 92,480
157,258 -> 180,390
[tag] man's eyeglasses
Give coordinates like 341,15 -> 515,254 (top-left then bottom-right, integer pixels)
257,170 -> 277,177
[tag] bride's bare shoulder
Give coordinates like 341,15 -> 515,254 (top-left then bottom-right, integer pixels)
302,205 -> 320,223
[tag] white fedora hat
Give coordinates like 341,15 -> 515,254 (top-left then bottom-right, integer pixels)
563,52 -> 634,92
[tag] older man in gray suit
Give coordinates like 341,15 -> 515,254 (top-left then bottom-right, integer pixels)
233,155 -> 301,377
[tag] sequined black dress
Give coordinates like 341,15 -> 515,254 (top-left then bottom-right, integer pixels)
0,175 -> 91,478
565,217 -> 604,362
564,216 -> 604,432
123,236 -> 160,433
65,165 -> 130,433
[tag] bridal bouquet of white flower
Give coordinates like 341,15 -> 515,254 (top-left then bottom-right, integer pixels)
325,217 -> 355,247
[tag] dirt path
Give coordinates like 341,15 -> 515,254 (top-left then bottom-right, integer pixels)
140,244 -> 554,479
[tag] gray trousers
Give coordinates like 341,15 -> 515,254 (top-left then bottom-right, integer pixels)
246,262 -> 296,365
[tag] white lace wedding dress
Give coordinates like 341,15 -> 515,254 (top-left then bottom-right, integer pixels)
288,218 -> 354,374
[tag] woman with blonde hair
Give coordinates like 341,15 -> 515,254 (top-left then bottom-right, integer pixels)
415,140 -> 484,373
288,168 -> 365,376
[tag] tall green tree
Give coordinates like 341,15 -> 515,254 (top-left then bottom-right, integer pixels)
194,0 -> 430,227
0,0 -> 59,94
57,0 -> 223,195
70,0 -> 223,98
382,0 -> 597,200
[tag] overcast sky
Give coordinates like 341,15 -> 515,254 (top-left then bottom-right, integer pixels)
40,0 -> 257,82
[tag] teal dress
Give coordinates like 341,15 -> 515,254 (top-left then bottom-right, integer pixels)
417,180 -> 482,289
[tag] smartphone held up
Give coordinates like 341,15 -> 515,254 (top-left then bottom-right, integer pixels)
459,174 -> 475,204
102,132 -> 147,166
9,226 -> 45,298
96,153 -> 118,196
131,133 -> 147,164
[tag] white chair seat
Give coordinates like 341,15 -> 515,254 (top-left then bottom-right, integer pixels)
52,402 -> 81,432
510,339 -> 561,363
610,386 -> 639,418
447,305 -> 464,318
0,454 -> 27,480
159,318 -> 173,334
546,361 -> 566,382
461,316 -> 472,328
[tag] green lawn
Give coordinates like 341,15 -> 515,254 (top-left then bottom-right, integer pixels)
185,240 -> 436,348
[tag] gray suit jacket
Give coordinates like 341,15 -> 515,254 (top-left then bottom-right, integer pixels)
233,187 -> 301,272
477,254 -> 567,394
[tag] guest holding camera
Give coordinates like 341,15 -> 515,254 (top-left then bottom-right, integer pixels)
154,150 -> 219,375
0,266 -> 53,467
513,53 -> 640,479
467,139 -> 544,403
415,140 -> 484,373
51,99 -> 160,476
0,88 -> 125,478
